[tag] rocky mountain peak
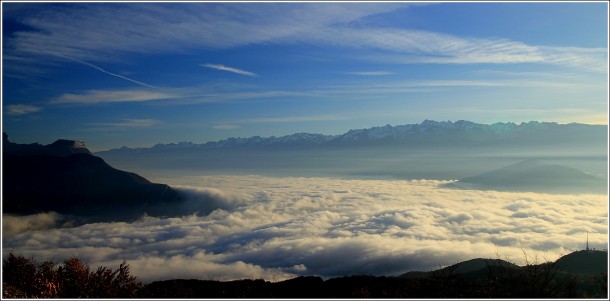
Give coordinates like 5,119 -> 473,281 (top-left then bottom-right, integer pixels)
3,132 -> 92,157
47,139 -> 92,156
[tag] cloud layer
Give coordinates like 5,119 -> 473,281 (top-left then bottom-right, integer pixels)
3,175 -> 607,282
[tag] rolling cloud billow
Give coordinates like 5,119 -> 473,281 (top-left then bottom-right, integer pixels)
3,175 -> 606,282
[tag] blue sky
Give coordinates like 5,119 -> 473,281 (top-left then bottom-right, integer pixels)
2,2 -> 608,151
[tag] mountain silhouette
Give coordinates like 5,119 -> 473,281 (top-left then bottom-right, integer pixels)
446,159 -> 607,194
3,132 -> 91,156
555,250 -> 608,275
400,258 -> 519,280
136,250 -> 607,298
3,134 -> 184,221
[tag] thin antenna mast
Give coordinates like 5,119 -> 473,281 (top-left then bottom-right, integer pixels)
586,230 -> 589,251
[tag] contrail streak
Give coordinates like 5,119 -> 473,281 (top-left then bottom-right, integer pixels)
48,52 -> 161,90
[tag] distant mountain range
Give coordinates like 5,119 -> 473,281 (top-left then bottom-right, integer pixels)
445,159 -> 608,194
94,120 -> 607,188
98,120 -> 607,153
2,133 -> 192,221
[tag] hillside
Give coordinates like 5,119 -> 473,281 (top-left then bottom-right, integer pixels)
556,250 -> 608,275
446,159 -> 607,194
2,134 -> 185,221
136,250 -> 610,298
5,250 -> 606,298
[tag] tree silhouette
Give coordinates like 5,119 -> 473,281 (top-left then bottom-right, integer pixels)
2,253 -> 37,297
2,253 -> 141,298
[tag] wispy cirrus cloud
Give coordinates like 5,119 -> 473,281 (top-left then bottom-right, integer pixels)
46,74 -> 597,110
87,119 -> 162,131
202,64 -> 257,77
213,114 -> 351,130
5,3 -> 605,73
5,104 -> 43,116
404,80 -> 505,87
106,118 -> 161,127
325,27 -> 607,72
173,90 -> 316,105
317,76 -> 597,99
4,3 -> 407,61
242,114 -> 350,124
50,89 -> 175,104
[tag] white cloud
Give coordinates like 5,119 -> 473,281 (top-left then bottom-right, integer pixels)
202,64 -> 257,77
2,212 -> 65,238
3,175 -> 607,282
50,89 -> 175,104
118,252 -> 295,282
537,45 -> 609,74
5,104 -> 42,116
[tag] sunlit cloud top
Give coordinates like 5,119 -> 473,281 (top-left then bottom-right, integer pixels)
3,175 -> 607,281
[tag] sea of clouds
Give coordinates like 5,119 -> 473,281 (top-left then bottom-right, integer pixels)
2,175 -> 607,282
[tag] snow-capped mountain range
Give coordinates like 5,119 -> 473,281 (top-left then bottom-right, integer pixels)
98,120 -> 606,154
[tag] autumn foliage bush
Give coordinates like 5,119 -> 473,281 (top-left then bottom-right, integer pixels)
2,253 -> 141,298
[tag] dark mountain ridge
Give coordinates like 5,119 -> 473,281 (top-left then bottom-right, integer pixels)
2,134 -> 186,221
3,132 -> 92,157
556,249 -> 609,275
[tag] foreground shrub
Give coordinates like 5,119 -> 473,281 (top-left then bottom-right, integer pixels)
2,253 -> 141,298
